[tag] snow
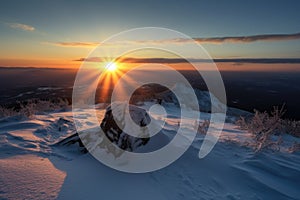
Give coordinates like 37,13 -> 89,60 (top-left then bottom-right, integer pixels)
0,155 -> 66,200
0,104 -> 300,200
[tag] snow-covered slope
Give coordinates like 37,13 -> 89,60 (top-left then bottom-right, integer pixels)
0,103 -> 299,200
156,83 -> 225,113
156,83 -> 251,121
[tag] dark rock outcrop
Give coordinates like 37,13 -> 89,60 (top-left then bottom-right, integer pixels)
100,103 -> 150,151
55,132 -> 87,153
56,103 -> 151,156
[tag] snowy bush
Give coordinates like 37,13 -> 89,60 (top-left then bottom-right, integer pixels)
281,119 -> 300,137
0,107 -> 18,118
236,105 -> 300,152
0,98 -> 69,119
196,120 -> 210,134
288,142 -> 300,153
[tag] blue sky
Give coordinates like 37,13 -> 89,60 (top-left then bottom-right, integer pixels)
0,0 -> 299,68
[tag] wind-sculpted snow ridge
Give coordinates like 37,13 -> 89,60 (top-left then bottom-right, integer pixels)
0,112 -> 77,200
0,114 -> 76,158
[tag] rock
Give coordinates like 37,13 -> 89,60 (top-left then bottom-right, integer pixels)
56,102 -> 151,156
100,102 -> 150,152
55,132 -> 87,153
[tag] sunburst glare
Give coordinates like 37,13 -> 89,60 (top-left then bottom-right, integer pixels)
106,62 -> 118,72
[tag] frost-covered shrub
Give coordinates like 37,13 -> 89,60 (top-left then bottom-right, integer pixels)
281,120 -> 300,138
196,120 -> 210,134
236,106 -> 285,152
0,107 -> 18,118
0,98 -> 69,119
288,142 -> 300,153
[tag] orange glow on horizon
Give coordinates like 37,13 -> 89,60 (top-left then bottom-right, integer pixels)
1,58 -> 299,72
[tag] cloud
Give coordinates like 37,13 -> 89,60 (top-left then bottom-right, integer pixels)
46,42 -> 100,48
74,57 -> 300,64
47,32 -> 300,48
44,41 -> 128,48
74,57 -> 104,62
8,23 -> 35,31
133,32 -> 300,44
193,32 -> 300,44
74,57 -> 200,63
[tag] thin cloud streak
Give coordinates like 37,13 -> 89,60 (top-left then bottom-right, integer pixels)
8,23 -> 35,31
46,42 -> 100,48
135,32 -> 300,44
50,32 -> 300,48
193,32 -> 300,44
74,57 -> 300,64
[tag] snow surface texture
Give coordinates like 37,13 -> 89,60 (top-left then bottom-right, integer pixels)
0,102 -> 300,199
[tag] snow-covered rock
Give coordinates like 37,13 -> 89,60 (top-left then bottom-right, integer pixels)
57,103 -> 152,155
100,103 -> 150,151
55,132 -> 87,153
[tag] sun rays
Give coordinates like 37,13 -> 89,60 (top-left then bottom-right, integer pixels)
96,60 -> 139,103
98,61 -> 124,101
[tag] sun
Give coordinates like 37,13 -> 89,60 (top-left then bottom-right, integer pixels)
106,62 -> 118,72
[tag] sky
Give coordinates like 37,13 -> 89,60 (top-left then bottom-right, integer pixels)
0,0 -> 300,69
